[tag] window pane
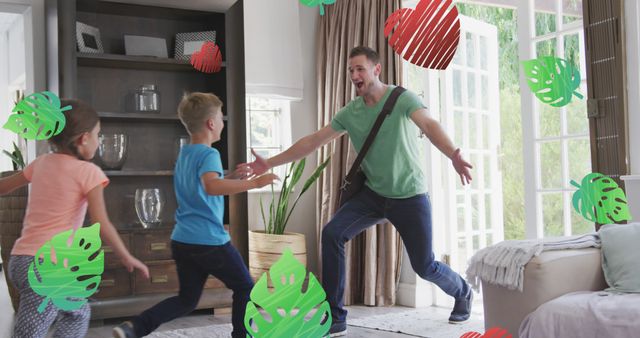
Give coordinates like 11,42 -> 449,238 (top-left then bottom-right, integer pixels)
472,194 -> 479,231
563,34 -> 581,72
468,73 -> 477,108
535,12 -> 556,36
563,0 -> 582,25
482,114 -> 490,149
536,38 -> 557,58
470,153 -> 479,189
485,193 -> 492,230
472,234 -> 480,251
566,83 -> 588,134
484,154 -> 491,187
479,36 -> 488,70
457,206 -> 465,233
486,233 -> 493,246
250,111 -> 279,147
453,70 -> 463,106
540,141 -> 562,189
481,75 -> 489,110
539,102 -> 561,137
542,193 -> 563,237
568,138 -> 591,185
466,32 -> 476,67
457,238 -> 468,271
571,207 -> 594,235
469,113 -> 478,149
454,110 -> 464,146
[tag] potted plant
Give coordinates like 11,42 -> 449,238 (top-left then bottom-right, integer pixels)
248,157 -> 330,281
1,141 -> 28,311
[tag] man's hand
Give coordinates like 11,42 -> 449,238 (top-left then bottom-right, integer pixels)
451,148 -> 473,185
238,148 -> 270,176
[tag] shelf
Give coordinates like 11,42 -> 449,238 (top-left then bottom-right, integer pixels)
77,53 -> 226,72
104,170 -> 174,177
98,112 -> 228,122
98,112 -> 180,122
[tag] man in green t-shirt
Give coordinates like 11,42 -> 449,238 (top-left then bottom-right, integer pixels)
244,46 -> 473,337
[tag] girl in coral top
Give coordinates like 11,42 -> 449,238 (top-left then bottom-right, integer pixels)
0,99 -> 149,338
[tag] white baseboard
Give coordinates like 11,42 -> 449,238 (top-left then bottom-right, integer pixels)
396,282 -> 417,307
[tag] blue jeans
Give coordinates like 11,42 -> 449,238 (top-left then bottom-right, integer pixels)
132,240 -> 253,338
322,187 -> 469,323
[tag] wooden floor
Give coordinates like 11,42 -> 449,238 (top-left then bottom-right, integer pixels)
0,268 -> 472,338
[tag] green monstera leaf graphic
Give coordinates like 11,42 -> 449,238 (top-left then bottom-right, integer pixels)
245,248 -> 331,337
571,173 -> 631,224
28,223 -> 104,312
299,0 -> 336,16
522,56 -> 583,107
3,91 -> 71,140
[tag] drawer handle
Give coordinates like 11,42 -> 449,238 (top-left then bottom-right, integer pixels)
103,246 -> 113,253
150,243 -> 167,251
101,279 -> 115,287
151,275 -> 168,284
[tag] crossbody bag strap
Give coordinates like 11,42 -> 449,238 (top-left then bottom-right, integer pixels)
343,86 -> 407,185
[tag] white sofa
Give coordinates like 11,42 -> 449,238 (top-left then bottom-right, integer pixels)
481,247 -> 607,338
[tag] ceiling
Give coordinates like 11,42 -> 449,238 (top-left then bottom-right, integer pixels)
0,12 -> 19,34
105,0 -> 238,12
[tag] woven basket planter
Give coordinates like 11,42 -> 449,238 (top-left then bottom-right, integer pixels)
248,230 -> 306,283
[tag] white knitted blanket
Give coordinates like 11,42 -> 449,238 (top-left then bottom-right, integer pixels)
466,233 -> 601,292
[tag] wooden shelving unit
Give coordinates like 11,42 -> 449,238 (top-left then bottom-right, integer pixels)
46,0 -> 247,321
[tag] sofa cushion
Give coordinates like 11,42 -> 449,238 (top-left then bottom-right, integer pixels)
599,223 -> 640,293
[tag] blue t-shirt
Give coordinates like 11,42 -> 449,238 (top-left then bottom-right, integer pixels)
171,144 -> 229,245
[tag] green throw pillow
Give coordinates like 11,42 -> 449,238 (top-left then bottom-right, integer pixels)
599,223 -> 640,293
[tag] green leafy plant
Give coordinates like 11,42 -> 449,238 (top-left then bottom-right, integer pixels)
2,141 -> 25,170
522,56 -> 583,107
260,157 -> 330,235
571,173 -> 631,224
3,91 -> 71,140
244,248 -> 331,337
28,223 -> 104,312
299,0 -> 336,16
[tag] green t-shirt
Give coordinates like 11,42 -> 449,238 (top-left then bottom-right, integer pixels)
331,85 -> 427,198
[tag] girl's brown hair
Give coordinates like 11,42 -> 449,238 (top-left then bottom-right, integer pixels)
49,99 -> 99,159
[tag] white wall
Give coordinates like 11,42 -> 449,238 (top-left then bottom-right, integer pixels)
247,5 -> 320,275
0,12 -> 24,172
625,0 -> 640,174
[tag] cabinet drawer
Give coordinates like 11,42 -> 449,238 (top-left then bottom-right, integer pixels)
134,231 -> 172,261
103,234 -> 131,268
94,268 -> 131,299
204,276 -> 224,289
134,261 -> 179,294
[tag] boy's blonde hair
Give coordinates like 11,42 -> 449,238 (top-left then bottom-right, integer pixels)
177,92 -> 223,134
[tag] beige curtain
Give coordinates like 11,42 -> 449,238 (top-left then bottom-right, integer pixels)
315,0 -> 404,307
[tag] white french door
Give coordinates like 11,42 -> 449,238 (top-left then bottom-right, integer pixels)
405,14 -> 503,307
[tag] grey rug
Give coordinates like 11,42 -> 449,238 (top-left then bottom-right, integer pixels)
349,307 -> 484,338
147,323 -> 232,338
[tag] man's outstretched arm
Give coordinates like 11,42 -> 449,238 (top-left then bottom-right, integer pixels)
241,125 -> 345,176
410,108 -> 473,185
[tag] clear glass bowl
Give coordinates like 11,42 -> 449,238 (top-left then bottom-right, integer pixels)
98,133 -> 128,170
135,188 -> 164,228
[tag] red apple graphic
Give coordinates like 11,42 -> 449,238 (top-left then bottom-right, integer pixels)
384,0 -> 460,69
190,42 -> 222,73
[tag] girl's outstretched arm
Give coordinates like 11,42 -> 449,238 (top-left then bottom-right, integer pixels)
87,185 -> 150,279
0,171 -> 28,195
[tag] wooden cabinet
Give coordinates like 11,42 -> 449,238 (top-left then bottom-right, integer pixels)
46,0 -> 248,320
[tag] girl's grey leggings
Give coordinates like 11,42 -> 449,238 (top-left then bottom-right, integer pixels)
8,255 -> 90,338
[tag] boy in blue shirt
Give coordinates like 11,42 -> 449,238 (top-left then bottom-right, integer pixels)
114,92 -> 278,338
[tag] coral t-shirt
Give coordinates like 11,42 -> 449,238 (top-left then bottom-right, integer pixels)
11,153 -> 109,256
